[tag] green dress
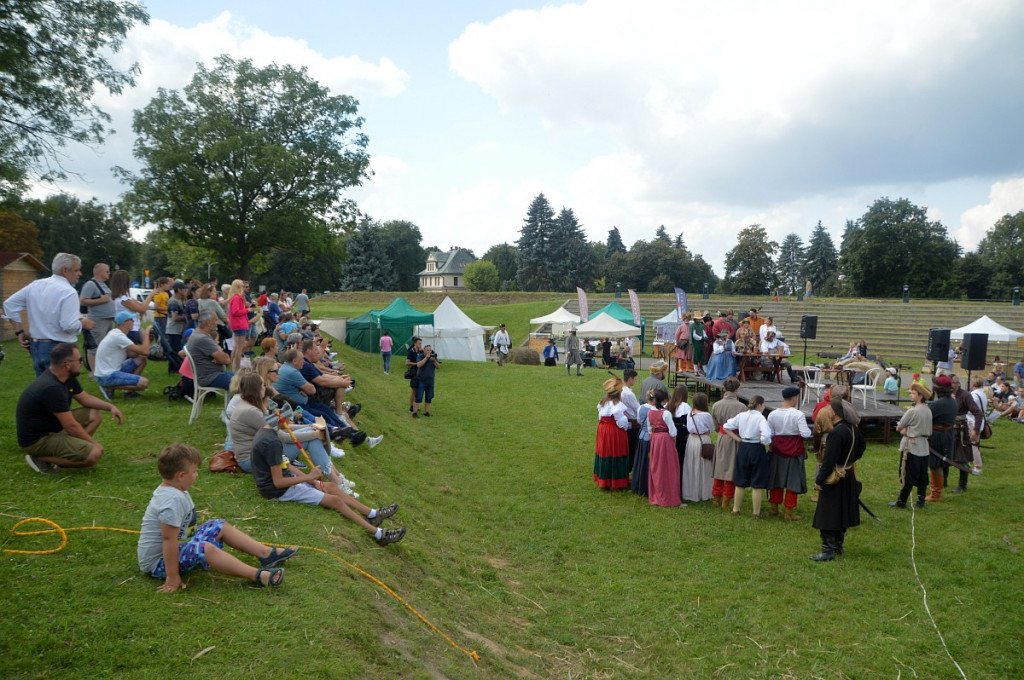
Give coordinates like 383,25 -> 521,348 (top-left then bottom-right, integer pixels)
690,320 -> 707,370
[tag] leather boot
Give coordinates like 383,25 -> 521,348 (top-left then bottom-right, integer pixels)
915,494 -> 926,509
769,503 -> 780,517
888,499 -> 907,508
811,532 -> 837,561
924,469 -> 943,502
835,531 -> 846,555
712,495 -> 722,508
783,507 -> 803,521
949,470 -> 968,494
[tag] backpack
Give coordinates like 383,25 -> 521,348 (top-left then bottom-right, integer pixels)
164,379 -> 188,401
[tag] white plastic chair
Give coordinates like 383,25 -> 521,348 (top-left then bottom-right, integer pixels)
851,367 -> 882,408
184,346 -> 228,425
801,367 -> 827,406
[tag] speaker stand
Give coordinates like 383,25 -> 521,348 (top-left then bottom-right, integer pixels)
803,338 -> 808,369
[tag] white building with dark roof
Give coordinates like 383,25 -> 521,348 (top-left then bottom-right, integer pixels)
418,248 -> 476,292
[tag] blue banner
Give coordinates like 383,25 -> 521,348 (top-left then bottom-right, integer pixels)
674,288 -> 688,315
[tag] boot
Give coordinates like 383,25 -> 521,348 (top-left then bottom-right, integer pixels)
783,507 -> 803,521
810,532 -> 837,561
834,531 -> 846,555
711,495 -> 722,508
949,470 -> 968,494
888,499 -> 907,508
915,494 -> 926,509
924,469 -> 943,502
768,503 -> 780,517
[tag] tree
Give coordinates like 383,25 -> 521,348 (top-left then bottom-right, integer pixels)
775,233 -> 804,295
722,224 -> 778,295
0,209 -> 42,257
802,221 -> 839,296
20,194 -> 138,274
547,207 -> 596,291
953,252 -> 990,300
672,233 -> 686,250
118,55 -> 370,279
975,211 -> 1024,299
0,1 -> 148,197
463,259 -> 499,291
339,219 -> 395,291
482,242 -> 517,290
378,220 -> 424,291
839,198 -> 959,298
605,227 -> 626,259
516,194 -> 555,291
654,225 -> 671,244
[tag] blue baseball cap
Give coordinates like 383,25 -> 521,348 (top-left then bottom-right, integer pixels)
114,310 -> 138,325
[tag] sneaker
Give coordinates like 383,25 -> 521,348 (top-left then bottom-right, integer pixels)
97,383 -> 113,401
375,526 -> 407,546
347,403 -> 362,418
184,395 -> 194,404
125,391 -> 142,399
25,455 -> 57,475
367,435 -> 384,449
971,468 -> 981,476
423,412 -> 431,417
330,445 -> 346,459
369,503 -> 399,527
412,411 -> 419,418
349,430 -> 367,446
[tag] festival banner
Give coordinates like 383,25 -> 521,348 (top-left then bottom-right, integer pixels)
674,287 -> 688,315
627,289 -> 641,325
576,287 -> 589,322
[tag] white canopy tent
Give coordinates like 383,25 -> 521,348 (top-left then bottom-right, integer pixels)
653,308 -> 686,343
949,315 -> 1024,342
416,296 -> 487,362
575,312 -> 641,339
530,306 -> 581,335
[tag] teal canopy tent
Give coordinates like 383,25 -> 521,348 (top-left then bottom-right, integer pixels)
588,301 -> 634,324
344,297 -> 434,354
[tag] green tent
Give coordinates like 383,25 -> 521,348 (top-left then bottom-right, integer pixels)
344,297 -> 434,355
588,301 -> 635,324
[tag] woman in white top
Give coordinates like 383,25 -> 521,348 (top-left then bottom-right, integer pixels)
969,375 -> 988,474
594,377 -> 631,490
682,392 -> 715,502
110,269 -> 160,343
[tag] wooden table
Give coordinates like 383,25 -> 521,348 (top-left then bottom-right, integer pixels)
736,353 -> 783,383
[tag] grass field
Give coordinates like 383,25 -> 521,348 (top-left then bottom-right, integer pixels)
0,298 -> 1022,679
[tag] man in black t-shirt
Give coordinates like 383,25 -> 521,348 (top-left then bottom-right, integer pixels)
411,344 -> 441,418
406,336 -> 424,413
16,343 -> 124,473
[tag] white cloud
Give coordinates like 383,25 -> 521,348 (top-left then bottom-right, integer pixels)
958,177 -> 1024,249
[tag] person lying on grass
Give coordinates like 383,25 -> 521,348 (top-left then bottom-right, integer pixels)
138,443 -> 299,591
249,423 -> 406,546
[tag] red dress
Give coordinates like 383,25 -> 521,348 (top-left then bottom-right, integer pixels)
594,404 -> 630,490
648,409 -> 682,507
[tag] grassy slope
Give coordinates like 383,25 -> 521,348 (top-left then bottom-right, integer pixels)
0,299 -> 1022,679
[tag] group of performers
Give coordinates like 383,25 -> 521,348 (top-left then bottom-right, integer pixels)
670,309 -> 792,383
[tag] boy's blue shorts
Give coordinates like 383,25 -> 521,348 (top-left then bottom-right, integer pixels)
148,519 -> 225,579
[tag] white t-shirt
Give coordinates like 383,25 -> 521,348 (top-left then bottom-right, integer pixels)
94,328 -> 135,377
114,295 -> 141,332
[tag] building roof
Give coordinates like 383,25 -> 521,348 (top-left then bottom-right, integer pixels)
0,251 -> 48,271
418,248 -> 476,276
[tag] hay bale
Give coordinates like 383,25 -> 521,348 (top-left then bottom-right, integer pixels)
510,347 -> 541,365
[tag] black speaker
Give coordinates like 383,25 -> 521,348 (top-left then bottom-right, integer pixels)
960,333 -> 988,371
799,315 -> 817,340
927,327 -> 950,362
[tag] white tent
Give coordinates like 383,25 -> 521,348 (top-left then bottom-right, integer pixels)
575,312 -> 641,339
416,296 -> 487,362
949,315 -> 1024,342
530,306 -> 581,335
653,308 -> 686,343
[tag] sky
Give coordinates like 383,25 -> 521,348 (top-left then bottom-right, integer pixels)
37,0 -> 1024,276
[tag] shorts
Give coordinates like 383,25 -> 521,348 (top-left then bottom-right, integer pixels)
21,409 -> 95,462
147,519 -> 225,579
276,481 -> 325,505
96,359 -> 142,387
232,329 -> 249,339
248,323 -> 260,339
733,441 -> 771,488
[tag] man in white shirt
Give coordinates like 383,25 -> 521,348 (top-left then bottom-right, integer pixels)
94,311 -> 151,400
4,252 -> 95,376
766,387 -> 812,520
493,323 -> 511,367
620,369 -> 642,466
758,316 -> 778,342
759,331 -> 797,382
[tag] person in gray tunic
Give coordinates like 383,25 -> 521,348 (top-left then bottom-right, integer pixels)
565,329 -> 584,376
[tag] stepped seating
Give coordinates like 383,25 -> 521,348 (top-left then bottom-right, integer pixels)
561,296 -> 1024,364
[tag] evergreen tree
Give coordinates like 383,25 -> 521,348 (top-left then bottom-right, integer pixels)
722,224 -> 778,295
802,220 -> 839,295
775,233 -> 804,295
516,193 -> 555,291
339,219 -> 397,291
672,233 -> 686,250
654,225 -> 671,243
605,226 -> 626,258
482,243 -> 518,290
548,207 -> 595,291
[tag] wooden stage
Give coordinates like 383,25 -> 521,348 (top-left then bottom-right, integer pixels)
669,370 -> 906,444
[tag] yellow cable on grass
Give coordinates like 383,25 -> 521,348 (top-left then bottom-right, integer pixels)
3,518 -> 480,664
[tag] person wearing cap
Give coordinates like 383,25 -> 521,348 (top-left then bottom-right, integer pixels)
93,311 -> 152,400
882,367 -> 900,398
493,323 -> 511,367
810,395 -> 866,561
759,331 -> 797,382
640,360 -> 668,399
766,386 -> 812,520
704,331 -> 737,382
564,329 -> 584,376
890,382 -> 933,509
948,375 -> 983,494
925,375 -> 957,502
594,377 -> 631,491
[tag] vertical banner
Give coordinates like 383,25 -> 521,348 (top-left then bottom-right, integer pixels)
674,287 -> 688,316
627,289 -> 641,325
576,287 -> 589,322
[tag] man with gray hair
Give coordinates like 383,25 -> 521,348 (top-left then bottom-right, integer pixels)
4,252 -> 95,376
79,262 -> 115,376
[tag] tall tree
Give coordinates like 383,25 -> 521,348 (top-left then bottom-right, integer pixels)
775,233 -> 804,295
339,219 -> 395,291
0,0 -> 149,197
722,224 -> 778,295
605,226 -> 626,258
378,219 -> 425,291
975,211 -> 1024,299
20,194 -> 138,273
672,233 -> 686,250
482,242 -> 517,290
118,55 -> 370,279
654,225 -> 671,244
548,207 -> 595,291
0,209 -> 43,257
839,197 -> 959,298
516,193 -> 555,291
802,221 -> 839,296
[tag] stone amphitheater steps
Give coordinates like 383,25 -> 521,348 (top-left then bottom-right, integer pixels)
560,296 -> 1024,364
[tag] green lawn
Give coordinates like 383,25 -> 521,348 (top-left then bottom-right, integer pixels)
1,301 -> 1022,678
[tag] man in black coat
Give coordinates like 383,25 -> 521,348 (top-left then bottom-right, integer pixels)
811,398 -> 866,561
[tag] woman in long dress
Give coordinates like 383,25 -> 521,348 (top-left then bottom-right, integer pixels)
682,393 -> 715,502
647,387 -> 682,507
673,314 -> 692,372
630,391 -> 655,497
594,377 -> 630,490
705,331 -> 737,381
667,385 -> 690,475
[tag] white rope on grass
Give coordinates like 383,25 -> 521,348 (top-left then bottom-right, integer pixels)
909,503 -> 969,680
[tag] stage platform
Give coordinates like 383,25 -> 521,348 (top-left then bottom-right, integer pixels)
669,370 -> 906,444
